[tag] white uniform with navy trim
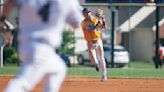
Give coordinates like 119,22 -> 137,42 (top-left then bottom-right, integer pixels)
4,0 -> 82,92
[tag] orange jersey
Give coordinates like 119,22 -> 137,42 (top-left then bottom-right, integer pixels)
81,17 -> 103,42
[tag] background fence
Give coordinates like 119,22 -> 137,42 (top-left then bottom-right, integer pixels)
76,3 -> 164,68
0,2 -> 164,69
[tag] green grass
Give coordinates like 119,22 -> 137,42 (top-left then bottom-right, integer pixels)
108,68 -> 164,79
1,61 -> 164,79
127,61 -> 155,69
0,66 -> 19,76
67,66 -> 164,79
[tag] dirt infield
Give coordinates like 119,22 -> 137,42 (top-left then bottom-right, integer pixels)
1,76 -> 164,92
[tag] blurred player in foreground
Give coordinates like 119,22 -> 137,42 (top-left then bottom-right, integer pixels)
81,8 -> 107,81
1,0 -> 82,92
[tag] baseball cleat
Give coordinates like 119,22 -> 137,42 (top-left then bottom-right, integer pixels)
101,76 -> 107,82
95,65 -> 99,72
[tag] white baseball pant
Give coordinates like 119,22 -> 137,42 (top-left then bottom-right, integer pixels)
87,39 -> 107,78
4,41 -> 66,92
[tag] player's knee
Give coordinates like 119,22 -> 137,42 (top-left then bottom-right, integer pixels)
99,58 -> 105,63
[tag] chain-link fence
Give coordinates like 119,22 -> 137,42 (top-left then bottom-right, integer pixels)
77,3 -> 164,68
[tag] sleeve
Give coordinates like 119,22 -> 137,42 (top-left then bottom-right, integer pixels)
65,0 -> 83,28
91,18 -> 99,30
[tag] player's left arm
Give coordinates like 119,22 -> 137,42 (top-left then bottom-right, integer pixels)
95,9 -> 107,30
92,17 -> 107,30
98,17 -> 107,30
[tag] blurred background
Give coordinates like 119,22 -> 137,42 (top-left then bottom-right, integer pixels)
0,0 -> 164,69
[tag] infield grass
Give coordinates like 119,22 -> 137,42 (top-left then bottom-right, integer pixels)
1,61 -> 164,79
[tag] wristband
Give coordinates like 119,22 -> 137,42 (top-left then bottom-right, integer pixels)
103,21 -> 106,25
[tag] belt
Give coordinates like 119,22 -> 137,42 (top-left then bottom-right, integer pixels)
88,40 -> 98,44
92,40 -> 97,44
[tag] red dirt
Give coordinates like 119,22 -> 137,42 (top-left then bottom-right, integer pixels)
1,76 -> 164,92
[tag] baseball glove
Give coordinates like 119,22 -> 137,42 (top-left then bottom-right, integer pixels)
95,9 -> 104,18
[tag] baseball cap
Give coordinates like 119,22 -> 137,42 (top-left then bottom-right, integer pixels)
82,8 -> 91,13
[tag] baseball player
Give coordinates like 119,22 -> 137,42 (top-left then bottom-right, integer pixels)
81,8 -> 107,81
1,0 -> 82,92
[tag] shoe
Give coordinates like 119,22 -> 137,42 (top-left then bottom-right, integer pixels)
95,65 -> 99,72
101,76 -> 107,82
